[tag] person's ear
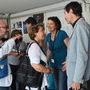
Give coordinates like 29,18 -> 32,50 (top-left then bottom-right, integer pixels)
34,32 -> 37,37
69,9 -> 73,14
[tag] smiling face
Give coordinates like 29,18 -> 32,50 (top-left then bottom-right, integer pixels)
0,20 -> 7,37
47,20 -> 57,32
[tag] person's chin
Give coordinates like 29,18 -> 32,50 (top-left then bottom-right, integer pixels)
0,33 -> 5,37
41,38 -> 44,41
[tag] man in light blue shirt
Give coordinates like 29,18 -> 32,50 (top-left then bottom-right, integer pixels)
64,1 -> 90,90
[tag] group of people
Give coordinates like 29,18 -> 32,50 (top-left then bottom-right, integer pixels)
0,1 -> 90,90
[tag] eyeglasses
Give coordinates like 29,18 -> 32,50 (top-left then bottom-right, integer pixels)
0,27 -> 7,29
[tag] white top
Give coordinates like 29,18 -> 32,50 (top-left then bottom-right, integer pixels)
28,43 -> 48,89
0,38 -> 15,58
28,43 -> 47,64
0,38 -> 15,87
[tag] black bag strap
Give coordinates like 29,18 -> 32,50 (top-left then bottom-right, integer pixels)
26,41 -> 34,54
34,40 -> 46,56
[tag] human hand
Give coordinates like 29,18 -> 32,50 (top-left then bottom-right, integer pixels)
9,51 -> 18,56
71,82 -> 80,90
62,61 -> 67,72
46,67 -> 52,74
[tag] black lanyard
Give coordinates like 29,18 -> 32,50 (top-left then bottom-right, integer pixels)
34,40 -> 46,56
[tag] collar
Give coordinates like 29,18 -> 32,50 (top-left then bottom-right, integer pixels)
72,17 -> 81,27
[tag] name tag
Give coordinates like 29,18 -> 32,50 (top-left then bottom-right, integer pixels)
51,59 -> 54,63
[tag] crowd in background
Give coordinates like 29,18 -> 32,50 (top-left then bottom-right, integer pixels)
0,1 -> 90,90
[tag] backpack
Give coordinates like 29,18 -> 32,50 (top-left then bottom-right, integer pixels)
16,42 -> 46,88
0,42 -> 8,79
0,57 -> 8,79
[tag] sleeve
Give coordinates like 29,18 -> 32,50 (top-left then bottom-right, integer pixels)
0,38 -> 15,58
28,43 -> 41,64
62,31 -> 69,40
73,25 -> 89,83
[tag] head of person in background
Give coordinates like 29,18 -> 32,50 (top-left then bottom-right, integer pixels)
10,29 -> 27,56
11,29 -> 22,45
0,19 -> 8,38
30,23 -> 45,45
64,1 -> 82,25
47,16 -> 61,33
25,17 -> 37,37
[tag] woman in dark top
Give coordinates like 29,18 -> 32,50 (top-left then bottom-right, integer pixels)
46,16 -> 69,90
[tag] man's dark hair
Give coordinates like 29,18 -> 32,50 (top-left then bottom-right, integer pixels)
25,17 -> 37,25
11,29 -> 22,37
48,16 -> 61,30
65,1 -> 82,17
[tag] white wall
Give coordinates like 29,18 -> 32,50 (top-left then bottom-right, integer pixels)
82,3 -> 90,24
10,0 -> 90,43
